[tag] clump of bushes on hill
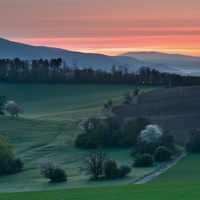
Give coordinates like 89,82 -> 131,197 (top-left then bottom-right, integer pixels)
132,125 -> 175,167
80,151 -> 131,180
40,160 -> 67,183
0,135 -> 24,175
103,160 -> 131,179
75,116 -> 151,149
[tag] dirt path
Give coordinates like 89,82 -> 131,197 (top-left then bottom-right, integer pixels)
132,146 -> 186,184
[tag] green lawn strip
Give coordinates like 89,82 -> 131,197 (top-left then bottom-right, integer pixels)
1,181 -> 200,200
151,153 -> 200,183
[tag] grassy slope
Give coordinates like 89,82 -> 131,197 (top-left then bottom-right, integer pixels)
0,83 -> 162,193
151,153 -> 200,183
0,82 -> 160,120
1,83 -> 200,198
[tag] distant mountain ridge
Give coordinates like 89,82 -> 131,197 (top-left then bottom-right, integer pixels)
120,52 -> 200,75
0,37 -> 143,71
1,37 -> 200,75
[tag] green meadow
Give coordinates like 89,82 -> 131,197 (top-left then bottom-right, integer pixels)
0,82 -> 163,193
1,82 -> 200,199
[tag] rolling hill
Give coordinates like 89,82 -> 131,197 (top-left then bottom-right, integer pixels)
0,37 -> 143,71
113,86 -> 200,143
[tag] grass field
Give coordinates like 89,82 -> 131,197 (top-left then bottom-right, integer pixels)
151,153 -> 200,183
0,82 -> 164,193
0,82 -> 160,120
1,181 -> 200,200
1,82 -> 200,199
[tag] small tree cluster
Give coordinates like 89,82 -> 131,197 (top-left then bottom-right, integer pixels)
75,116 -> 151,149
81,152 -> 131,180
40,160 -> 67,183
103,160 -> 131,179
132,125 -> 174,167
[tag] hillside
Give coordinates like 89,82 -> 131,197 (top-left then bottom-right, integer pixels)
113,86 -> 200,143
0,38 -> 143,71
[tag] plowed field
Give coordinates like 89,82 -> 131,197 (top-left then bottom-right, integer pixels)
113,86 -> 200,143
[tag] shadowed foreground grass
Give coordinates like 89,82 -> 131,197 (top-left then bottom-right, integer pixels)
1,181 -> 200,200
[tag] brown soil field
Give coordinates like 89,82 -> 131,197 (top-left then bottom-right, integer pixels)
113,86 -> 200,143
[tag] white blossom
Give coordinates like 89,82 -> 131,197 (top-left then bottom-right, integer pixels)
140,124 -> 162,143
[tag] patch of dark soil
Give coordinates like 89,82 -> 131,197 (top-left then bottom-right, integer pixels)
113,86 -> 200,143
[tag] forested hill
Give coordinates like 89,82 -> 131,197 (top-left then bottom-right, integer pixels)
0,57 -> 200,86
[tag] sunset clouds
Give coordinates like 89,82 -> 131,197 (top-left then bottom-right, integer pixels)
1,0 -> 200,56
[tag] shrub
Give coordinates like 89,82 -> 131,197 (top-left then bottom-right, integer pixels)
75,133 -> 97,149
132,141 -> 161,156
103,160 -> 119,179
133,153 -> 153,167
40,160 -> 67,183
6,158 -> 24,174
119,165 -> 131,177
50,168 -> 67,183
154,146 -> 171,162
103,161 -> 131,179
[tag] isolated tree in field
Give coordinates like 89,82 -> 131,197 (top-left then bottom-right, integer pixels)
81,151 -> 107,179
0,135 -> 24,174
40,160 -> 67,183
4,100 -> 23,117
140,124 -> 162,144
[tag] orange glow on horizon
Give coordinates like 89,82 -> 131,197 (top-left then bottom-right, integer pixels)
1,0 -> 200,57
9,35 -> 200,57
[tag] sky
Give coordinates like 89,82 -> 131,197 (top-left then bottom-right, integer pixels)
1,0 -> 200,56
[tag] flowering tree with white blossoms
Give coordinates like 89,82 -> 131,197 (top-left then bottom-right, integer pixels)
140,124 -> 162,143
4,100 -> 23,117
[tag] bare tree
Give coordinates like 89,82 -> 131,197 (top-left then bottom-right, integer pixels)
4,100 -> 23,117
80,151 -> 107,179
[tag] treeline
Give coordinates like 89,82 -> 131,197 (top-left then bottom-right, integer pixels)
0,57 -> 200,86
